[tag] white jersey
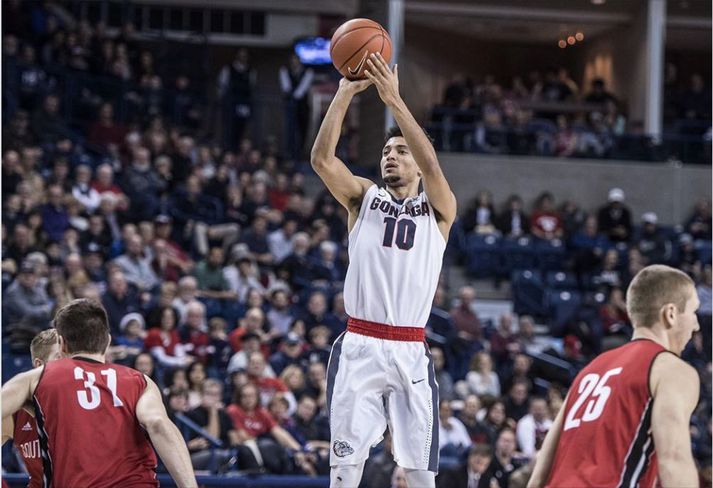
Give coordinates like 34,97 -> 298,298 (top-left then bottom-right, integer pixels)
343,185 -> 446,328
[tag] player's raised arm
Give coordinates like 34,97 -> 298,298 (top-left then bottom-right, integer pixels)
364,52 -> 457,229
650,353 -> 699,487
136,376 -> 198,488
1,368 -> 41,419
311,78 -> 374,214
526,394 -> 567,488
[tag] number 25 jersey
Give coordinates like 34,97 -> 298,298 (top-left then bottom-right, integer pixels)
344,185 -> 446,328
546,339 -> 667,488
32,357 -> 158,487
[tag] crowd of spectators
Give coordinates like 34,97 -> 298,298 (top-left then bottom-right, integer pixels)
429,68 -> 711,163
1,2 -> 711,486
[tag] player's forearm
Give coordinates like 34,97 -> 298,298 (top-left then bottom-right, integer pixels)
311,90 -> 352,164
388,97 -> 440,175
658,454 -> 699,487
147,418 -> 197,488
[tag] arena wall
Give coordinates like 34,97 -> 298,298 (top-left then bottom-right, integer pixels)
439,153 -> 712,225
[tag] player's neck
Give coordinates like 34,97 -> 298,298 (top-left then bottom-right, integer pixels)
630,326 -> 671,352
70,352 -> 106,363
385,185 -> 418,201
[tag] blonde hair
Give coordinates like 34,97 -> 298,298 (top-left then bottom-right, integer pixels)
30,329 -> 59,362
626,265 -> 694,328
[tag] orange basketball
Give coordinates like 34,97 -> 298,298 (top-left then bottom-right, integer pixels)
330,18 -> 392,80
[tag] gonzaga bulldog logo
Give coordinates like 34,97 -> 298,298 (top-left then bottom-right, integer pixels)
332,440 -> 354,457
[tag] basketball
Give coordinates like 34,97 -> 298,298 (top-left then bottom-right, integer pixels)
330,18 -> 392,80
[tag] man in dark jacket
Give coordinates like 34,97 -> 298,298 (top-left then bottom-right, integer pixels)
597,188 -> 632,243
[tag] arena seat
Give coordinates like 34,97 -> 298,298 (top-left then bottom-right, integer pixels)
547,290 -> 582,336
511,269 -> 547,316
502,237 -> 537,274
465,233 -> 501,277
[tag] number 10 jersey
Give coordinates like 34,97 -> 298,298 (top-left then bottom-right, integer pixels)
546,339 -> 667,488
344,185 -> 447,328
32,357 -> 158,487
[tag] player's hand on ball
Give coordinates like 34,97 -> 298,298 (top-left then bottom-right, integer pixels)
338,77 -> 372,95
364,52 -> 400,107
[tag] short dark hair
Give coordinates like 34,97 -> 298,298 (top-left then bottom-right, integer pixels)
384,126 -> 435,146
468,444 -> 493,459
53,299 -> 110,354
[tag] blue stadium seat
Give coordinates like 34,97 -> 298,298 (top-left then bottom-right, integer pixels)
466,233 -> 502,277
546,271 -> 578,290
696,240 -> 712,265
547,290 -> 582,335
512,269 -> 547,316
2,354 -> 33,383
535,238 -> 567,271
502,237 -> 537,274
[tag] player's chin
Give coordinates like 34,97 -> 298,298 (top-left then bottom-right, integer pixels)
382,175 -> 403,187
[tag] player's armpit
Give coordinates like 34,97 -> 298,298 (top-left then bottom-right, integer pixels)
2,416 -> 14,444
650,353 -> 699,488
526,392 -> 568,488
1,368 -> 40,420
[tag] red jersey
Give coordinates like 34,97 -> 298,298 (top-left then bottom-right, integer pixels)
13,409 -> 42,488
547,339 -> 667,488
32,357 -> 158,487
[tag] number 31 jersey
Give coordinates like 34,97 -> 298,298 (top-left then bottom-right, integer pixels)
32,357 -> 158,487
546,339 -> 667,488
344,185 -> 446,328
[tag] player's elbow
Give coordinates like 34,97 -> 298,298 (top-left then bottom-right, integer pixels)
143,414 -> 172,437
310,151 -> 329,170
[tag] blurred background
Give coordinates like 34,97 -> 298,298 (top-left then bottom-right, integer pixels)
1,1 -> 710,487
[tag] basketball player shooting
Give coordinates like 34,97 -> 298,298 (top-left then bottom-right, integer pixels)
311,52 -> 457,488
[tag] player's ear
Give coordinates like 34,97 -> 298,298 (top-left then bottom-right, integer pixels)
661,303 -> 677,329
58,335 -> 69,355
33,358 -> 43,368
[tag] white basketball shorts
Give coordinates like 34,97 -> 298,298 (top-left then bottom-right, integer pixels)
326,321 -> 440,472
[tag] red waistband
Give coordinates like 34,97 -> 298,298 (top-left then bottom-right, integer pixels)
347,317 -> 425,342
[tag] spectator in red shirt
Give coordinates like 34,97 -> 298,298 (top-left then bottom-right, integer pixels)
246,351 -> 296,414
153,214 -> 193,274
598,286 -> 630,335
229,307 -> 270,352
226,382 -> 303,474
530,192 -> 563,240
87,102 -> 128,151
145,305 -> 193,368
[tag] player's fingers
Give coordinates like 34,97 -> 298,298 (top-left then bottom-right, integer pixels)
363,69 -> 376,83
366,59 -> 381,79
375,52 -> 392,75
393,64 -> 398,77
369,54 -> 388,77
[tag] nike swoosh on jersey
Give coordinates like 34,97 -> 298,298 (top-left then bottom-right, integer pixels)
348,50 -> 369,77
411,379 -> 425,384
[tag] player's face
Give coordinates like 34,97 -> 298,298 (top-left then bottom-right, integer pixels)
380,136 -> 421,188
671,288 -> 700,354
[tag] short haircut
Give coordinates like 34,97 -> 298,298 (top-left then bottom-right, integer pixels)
384,126 -> 435,146
468,444 -> 493,459
53,299 -> 110,354
626,265 -> 694,327
30,329 -> 58,362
